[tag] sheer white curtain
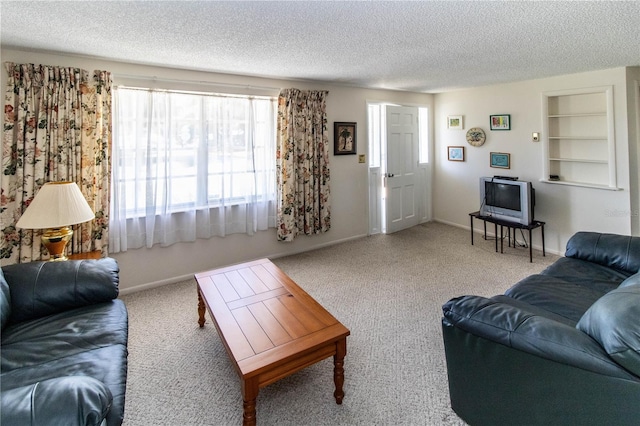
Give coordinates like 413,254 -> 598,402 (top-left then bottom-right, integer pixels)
110,87 -> 276,253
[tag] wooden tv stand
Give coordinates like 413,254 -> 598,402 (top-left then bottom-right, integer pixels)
469,211 -> 546,262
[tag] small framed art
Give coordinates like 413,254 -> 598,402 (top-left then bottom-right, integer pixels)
334,122 -> 357,155
448,146 -> 465,162
490,114 -> 510,130
447,115 -> 463,130
490,152 -> 510,169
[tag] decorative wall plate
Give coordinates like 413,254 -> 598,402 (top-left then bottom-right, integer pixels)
466,127 -> 486,147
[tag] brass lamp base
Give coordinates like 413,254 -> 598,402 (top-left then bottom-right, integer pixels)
41,226 -> 73,261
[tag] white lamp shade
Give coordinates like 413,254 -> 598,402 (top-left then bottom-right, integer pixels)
16,182 -> 95,229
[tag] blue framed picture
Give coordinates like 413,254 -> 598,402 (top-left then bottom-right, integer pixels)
448,146 -> 465,161
490,152 -> 510,169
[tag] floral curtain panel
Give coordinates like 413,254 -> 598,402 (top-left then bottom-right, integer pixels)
1,62 -> 112,264
276,88 -> 330,241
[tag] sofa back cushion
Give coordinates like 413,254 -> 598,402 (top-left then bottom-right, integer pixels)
576,284 -> 640,377
565,232 -> 640,275
0,269 -> 10,330
2,258 -> 119,325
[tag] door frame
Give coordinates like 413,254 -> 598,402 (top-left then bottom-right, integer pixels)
366,101 -> 433,235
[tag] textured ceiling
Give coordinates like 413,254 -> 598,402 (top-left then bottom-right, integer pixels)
1,1 -> 639,93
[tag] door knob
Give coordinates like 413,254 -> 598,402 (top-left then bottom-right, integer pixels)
386,173 -> 395,178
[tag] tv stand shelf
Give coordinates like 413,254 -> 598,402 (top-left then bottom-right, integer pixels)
469,211 -> 546,262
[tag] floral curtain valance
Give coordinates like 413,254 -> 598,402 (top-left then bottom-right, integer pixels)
276,88 -> 330,241
1,62 -> 112,264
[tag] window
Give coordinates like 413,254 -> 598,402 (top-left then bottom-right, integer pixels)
367,103 -> 382,167
367,103 -> 430,166
110,87 -> 277,252
419,107 -> 429,164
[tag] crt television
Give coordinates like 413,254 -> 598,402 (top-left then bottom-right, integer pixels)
479,177 -> 535,225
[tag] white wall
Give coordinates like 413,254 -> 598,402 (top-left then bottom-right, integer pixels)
433,67 -> 639,254
626,67 -> 640,235
1,48 -> 432,293
3,49 -> 637,289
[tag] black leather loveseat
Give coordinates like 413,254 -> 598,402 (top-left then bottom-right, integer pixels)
442,232 -> 640,425
1,258 -> 128,426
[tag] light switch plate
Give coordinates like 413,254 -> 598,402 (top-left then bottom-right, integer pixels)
532,132 -> 540,142
358,154 -> 366,163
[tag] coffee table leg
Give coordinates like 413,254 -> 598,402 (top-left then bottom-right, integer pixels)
197,287 -> 206,328
242,378 -> 258,426
333,338 -> 347,404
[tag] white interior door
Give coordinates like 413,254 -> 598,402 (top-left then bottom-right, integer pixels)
385,106 -> 421,233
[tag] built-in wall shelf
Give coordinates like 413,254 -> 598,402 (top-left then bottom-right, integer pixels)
539,179 -> 622,191
548,136 -> 607,140
548,113 -> 606,118
549,158 -> 608,164
541,86 -> 617,189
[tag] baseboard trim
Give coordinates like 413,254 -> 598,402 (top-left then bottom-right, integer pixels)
118,222 -> 560,297
433,218 -> 561,257
118,232 -> 369,296
118,273 -> 195,296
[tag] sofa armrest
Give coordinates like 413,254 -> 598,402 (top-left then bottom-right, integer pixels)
1,376 -> 112,426
565,232 -> 640,274
2,258 -> 119,324
442,295 -> 636,380
1,269 -> 10,330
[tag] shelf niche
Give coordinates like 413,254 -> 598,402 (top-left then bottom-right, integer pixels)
541,86 -> 617,190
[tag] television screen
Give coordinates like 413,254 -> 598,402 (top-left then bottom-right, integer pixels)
479,177 -> 534,225
485,182 -> 521,211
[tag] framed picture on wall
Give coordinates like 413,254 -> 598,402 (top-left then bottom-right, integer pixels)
447,115 -> 463,130
490,114 -> 511,130
334,122 -> 357,155
490,152 -> 511,169
448,146 -> 465,161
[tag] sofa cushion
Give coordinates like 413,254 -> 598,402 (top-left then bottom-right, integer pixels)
1,301 -> 128,371
577,284 -> 640,377
505,256 -> 626,322
505,273 -> 618,323
541,256 -> 631,285
2,258 -> 119,324
565,232 -> 640,275
0,269 -> 10,330
1,300 -> 128,426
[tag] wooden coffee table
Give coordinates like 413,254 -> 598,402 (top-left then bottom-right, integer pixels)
195,258 -> 350,425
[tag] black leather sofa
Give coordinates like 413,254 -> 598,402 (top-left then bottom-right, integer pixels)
442,232 -> 640,425
1,258 -> 128,426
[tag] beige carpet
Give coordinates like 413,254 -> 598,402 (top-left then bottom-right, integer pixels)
120,222 -> 557,425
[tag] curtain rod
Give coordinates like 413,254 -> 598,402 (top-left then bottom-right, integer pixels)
112,73 -> 282,92
115,85 -> 279,101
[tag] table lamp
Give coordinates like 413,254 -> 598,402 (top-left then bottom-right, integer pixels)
15,181 -> 95,261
